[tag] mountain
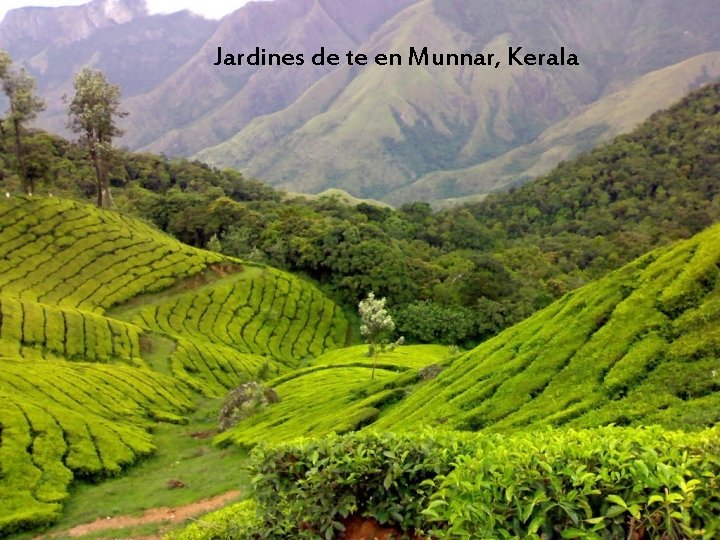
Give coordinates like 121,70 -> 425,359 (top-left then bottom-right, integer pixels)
196,0 -> 720,202
4,0 -> 720,204
0,0 -> 418,154
0,0 -> 147,54
125,0 -> 419,154
393,51 -> 720,205
0,0 -> 218,137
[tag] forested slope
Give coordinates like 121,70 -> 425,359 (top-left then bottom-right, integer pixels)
2,82 -> 719,350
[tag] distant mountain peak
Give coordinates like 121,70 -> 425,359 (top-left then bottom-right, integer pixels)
0,0 -> 149,51
89,0 -> 148,24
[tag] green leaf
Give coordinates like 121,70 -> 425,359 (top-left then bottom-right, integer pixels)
605,494 -> 627,508
561,527 -> 586,538
383,473 -> 393,490
606,505 -> 627,518
528,515 -> 545,534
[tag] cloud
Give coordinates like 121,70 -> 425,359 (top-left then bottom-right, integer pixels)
146,0 -> 255,19
0,0 -> 259,23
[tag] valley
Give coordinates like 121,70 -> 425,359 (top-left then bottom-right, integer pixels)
1,80 -> 719,537
1,1 -> 720,538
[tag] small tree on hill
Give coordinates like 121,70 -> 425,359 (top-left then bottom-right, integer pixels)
359,292 -> 398,379
0,50 -> 46,195
65,67 -> 127,208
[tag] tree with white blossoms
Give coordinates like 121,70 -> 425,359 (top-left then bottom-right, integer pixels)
359,292 -> 401,379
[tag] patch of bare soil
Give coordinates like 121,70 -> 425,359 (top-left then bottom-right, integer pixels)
47,490 -> 241,538
174,262 -> 243,292
341,516 -> 426,540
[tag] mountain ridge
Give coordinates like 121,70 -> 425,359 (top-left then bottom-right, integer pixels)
3,0 -> 720,203
194,0 -> 720,202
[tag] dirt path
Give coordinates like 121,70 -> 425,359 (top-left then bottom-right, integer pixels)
43,490 -> 242,538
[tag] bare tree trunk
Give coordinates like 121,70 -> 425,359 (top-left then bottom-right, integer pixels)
11,117 -> 29,194
90,144 -> 103,207
103,185 -> 114,208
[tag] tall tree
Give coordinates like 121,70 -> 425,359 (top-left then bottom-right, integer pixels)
0,50 -> 46,194
65,68 -> 127,207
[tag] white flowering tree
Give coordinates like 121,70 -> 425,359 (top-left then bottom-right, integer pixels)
359,292 -> 396,379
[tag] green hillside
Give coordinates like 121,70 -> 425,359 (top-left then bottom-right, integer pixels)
374,222 -> 720,432
216,344 -> 451,448
206,221 -> 720,451
166,222 -> 720,540
0,196 -> 349,535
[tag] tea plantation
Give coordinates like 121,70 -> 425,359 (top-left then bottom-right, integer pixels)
374,221 -> 720,433
216,344 -> 452,448
172,223 -> 720,540
3,194 -> 720,539
0,196 -> 350,535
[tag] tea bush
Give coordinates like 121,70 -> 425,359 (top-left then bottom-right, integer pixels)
376,223 -> 720,433
173,428 -> 720,539
0,196 -> 351,533
248,431 -> 478,539
426,427 -> 720,539
168,500 -> 259,540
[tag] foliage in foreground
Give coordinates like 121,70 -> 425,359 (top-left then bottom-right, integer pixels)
171,428 -> 720,539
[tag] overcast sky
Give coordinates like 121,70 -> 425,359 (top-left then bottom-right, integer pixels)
0,0 -> 258,22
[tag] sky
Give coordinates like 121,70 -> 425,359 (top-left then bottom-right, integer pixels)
0,0 -> 257,22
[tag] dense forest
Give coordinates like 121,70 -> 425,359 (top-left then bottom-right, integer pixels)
1,82 -> 719,346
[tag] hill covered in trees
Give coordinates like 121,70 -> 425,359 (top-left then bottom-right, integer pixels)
1,82 -> 720,349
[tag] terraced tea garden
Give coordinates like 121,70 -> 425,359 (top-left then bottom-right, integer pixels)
372,222 -> 720,433
3,194 -> 720,539
0,196 -> 350,535
169,223 -> 720,540
217,344 -> 453,448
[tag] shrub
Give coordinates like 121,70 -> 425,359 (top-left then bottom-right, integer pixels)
167,500 -> 259,540
425,427 -> 720,539
248,431 -> 477,539
242,428 -> 720,539
219,383 -> 279,432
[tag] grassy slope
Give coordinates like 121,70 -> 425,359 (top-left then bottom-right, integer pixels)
217,344 -> 453,448
0,196 -> 349,535
373,222 -> 720,432
283,188 -> 392,209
